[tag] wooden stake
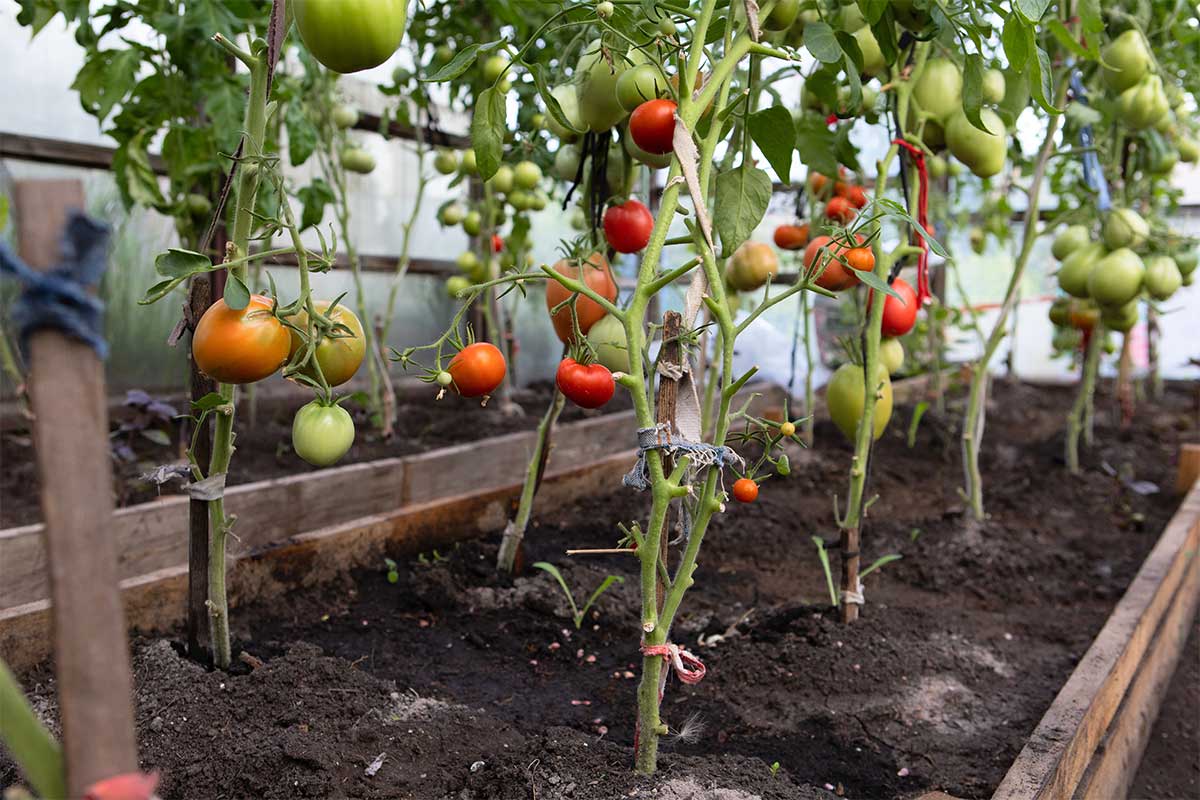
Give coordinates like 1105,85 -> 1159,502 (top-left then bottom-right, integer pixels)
185,270 -> 215,661
16,180 -> 139,794
654,311 -> 682,612
1177,444 -> 1200,496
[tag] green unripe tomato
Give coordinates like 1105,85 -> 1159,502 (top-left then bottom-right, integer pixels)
1102,208 -> 1149,250
970,226 -> 986,254
827,362 -> 894,442
839,3 -> 866,31
445,275 -> 472,298
616,63 -> 668,112
488,164 -> 515,194
1057,242 -> 1104,298
456,251 -> 480,273
982,69 -> 1006,105
1051,225 -> 1091,261
1100,299 -> 1140,333
292,401 -> 355,467
482,53 -> 510,83
433,149 -> 459,175
1102,29 -> 1152,93
764,0 -> 801,31
185,193 -> 212,217
879,337 -> 905,375
392,65 -> 412,84
913,59 -> 963,123
851,26 -> 885,77
507,190 -> 532,211
531,113 -> 546,129
1143,255 -> 1182,301
439,202 -> 466,226
433,44 -> 454,65
513,160 -> 542,190
460,149 -> 479,175
928,155 -> 948,179
1174,249 -> 1198,277
625,131 -> 673,168
945,108 -> 1007,178
1088,248 -> 1145,308
658,16 -> 675,36
436,370 -> 454,386
569,207 -> 587,231
576,39 -> 629,132
332,104 -> 359,129
596,0 -> 614,18
341,146 -> 376,174
1117,75 -> 1170,131
546,84 -> 583,142
462,210 -> 482,236
554,145 -> 582,182
605,140 -> 633,195
1048,297 -> 1071,326
585,313 -> 630,373
1178,136 -> 1199,163
293,0 -> 406,74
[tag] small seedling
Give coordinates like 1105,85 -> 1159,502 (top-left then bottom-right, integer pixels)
531,561 -> 624,629
769,761 -> 781,777
383,557 -> 399,584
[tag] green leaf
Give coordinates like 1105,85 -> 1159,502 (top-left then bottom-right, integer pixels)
119,131 -> 165,209
1028,46 -> 1060,113
875,199 -> 949,258
297,178 -> 335,232
858,0 -> 888,25
747,106 -> 794,182
579,574 -> 624,619
1078,0 -> 1104,34
794,115 -> 839,178
530,64 -> 580,136
1046,18 -> 1090,59
223,272 -> 251,311
850,264 -> 901,299
714,166 -> 771,257
804,22 -> 843,64
471,87 -> 506,181
71,47 -> 141,123
961,53 -> 989,132
1014,0 -> 1050,23
833,125 -> 861,173
421,41 -> 500,82
1002,15 -> 1029,72
835,30 -> 864,74
140,429 -> 171,447
191,392 -> 226,412
859,553 -> 902,578
285,101 -> 318,166
155,248 -> 211,279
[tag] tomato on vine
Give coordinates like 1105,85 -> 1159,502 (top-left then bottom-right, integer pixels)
804,235 -> 863,292
556,358 -> 615,409
773,223 -> 809,251
293,0 -> 407,74
193,295 -> 291,384
732,478 -> 759,503
629,99 -> 677,155
869,277 -> 919,338
292,400 -> 355,467
603,199 -> 654,253
825,196 -> 856,223
287,301 -> 367,388
447,342 -> 507,398
545,253 -> 618,343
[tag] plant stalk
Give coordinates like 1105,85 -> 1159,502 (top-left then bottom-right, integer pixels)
1066,324 -> 1103,473
496,388 -> 566,572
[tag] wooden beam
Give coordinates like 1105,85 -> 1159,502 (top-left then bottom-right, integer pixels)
991,481 -> 1200,800
354,111 -> 470,150
254,247 -> 457,276
1,133 -> 167,175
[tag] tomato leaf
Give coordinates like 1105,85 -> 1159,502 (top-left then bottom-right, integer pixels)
858,0 -> 888,25
285,100 -> 318,167
71,47 -> 141,123
1014,0 -> 1050,23
961,53 -> 990,132
850,264 -> 901,300
155,248 -> 211,279
1001,15 -> 1029,72
223,272 -> 251,311
117,131 -> 166,209
297,178 -> 335,232
794,115 -> 839,178
836,30 -> 864,74
1028,45 -> 1061,113
1046,18 -> 1091,59
471,87 -> 506,181
1078,0 -> 1104,34
834,125 -> 861,173
191,392 -> 226,412
875,198 -> 950,258
529,63 -> 580,136
804,22 -> 843,64
747,106 -> 794,182
714,165 -> 771,257
421,40 -> 501,82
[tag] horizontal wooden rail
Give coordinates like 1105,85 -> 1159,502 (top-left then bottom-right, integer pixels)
0,132 -> 167,174
255,247 -> 457,276
992,480 -> 1200,800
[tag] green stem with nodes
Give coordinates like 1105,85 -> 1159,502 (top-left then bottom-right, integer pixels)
206,34 -> 270,670
961,75 -> 1070,521
801,287 -> 814,445
1066,324 -> 1104,474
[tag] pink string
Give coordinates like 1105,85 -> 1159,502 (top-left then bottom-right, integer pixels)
632,642 -> 707,757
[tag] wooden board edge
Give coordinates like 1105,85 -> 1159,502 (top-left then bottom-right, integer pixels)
991,482 -> 1200,800
0,451 -> 636,672
1074,543 -> 1200,800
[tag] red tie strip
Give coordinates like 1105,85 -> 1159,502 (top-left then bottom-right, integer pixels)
891,138 -> 932,307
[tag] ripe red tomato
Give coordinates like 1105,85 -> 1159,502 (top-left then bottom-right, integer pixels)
804,235 -> 863,292
546,253 -> 618,343
825,196 -> 856,223
603,199 -> 654,253
556,358 -> 615,408
773,223 -> 809,251
869,277 -> 919,337
193,295 -> 291,384
837,183 -> 868,209
845,246 -> 875,273
629,99 -> 678,155
732,478 -> 759,503
448,342 -> 507,397
492,233 -> 504,253
808,167 -> 844,197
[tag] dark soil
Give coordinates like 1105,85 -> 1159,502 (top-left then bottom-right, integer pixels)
3,380 -> 1197,800
0,382 -> 629,529
1130,613 -> 1200,800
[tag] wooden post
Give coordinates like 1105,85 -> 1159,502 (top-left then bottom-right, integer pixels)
15,180 -> 139,794
1177,444 -> 1200,495
654,311 -> 682,611
184,271 -> 215,661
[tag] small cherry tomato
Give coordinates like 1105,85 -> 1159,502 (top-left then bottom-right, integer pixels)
804,235 -> 864,292
629,99 -> 678,155
492,233 -> 504,253
603,199 -> 654,253
773,223 -> 810,251
556,358 -> 616,409
448,342 -> 507,397
732,478 -> 759,503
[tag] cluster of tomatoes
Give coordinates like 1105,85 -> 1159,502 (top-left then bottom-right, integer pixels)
544,254 -> 626,410
192,295 -> 367,468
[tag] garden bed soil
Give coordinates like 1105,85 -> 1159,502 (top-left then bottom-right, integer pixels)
0,382 -> 630,529
3,380 -> 1197,799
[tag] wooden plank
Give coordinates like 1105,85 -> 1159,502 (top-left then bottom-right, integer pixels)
0,133 -> 167,174
0,451 -> 635,672
353,110 -> 469,149
1075,545 -> 1200,800
992,483 -> 1200,800
1177,443 -> 1200,495
255,247 -> 457,276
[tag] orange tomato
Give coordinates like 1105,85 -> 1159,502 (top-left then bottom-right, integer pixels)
804,235 -> 864,292
825,196 -> 857,223
844,246 -> 875,273
193,295 -> 290,384
837,183 -> 869,209
732,477 -> 759,503
448,342 -> 507,397
773,223 -> 810,251
545,253 -> 618,343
